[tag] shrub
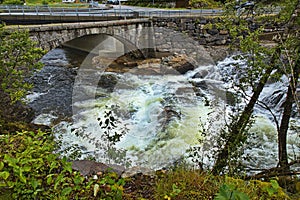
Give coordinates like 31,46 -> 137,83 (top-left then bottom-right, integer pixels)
0,130 -> 125,199
2,0 -> 23,5
155,169 -> 290,200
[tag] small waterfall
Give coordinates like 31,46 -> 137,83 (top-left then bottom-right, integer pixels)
28,48 -> 299,170
54,71 -> 214,169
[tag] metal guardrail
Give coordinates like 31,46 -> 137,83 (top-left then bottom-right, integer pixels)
0,6 -> 135,17
139,9 -> 222,17
0,5 -> 223,18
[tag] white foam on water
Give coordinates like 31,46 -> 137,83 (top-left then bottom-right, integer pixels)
54,71 -> 216,168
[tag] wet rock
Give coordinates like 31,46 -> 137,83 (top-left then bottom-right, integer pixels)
92,57 -> 115,68
137,58 -> 161,65
226,91 -> 237,106
29,65 -> 76,117
107,163 -> 126,176
0,90 -> 35,123
94,53 -> 197,75
124,61 -> 138,68
219,30 -> 229,35
193,70 -> 209,78
122,166 -> 155,178
133,68 -> 161,75
157,106 -> 182,132
168,54 -> 194,74
172,61 -> 194,74
207,28 -> 219,35
72,160 -> 125,177
97,74 -> 118,92
205,46 -> 230,63
191,80 -> 208,90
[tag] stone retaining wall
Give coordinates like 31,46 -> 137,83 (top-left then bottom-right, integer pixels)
152,17 -> 283,62
153,17 -> 230,46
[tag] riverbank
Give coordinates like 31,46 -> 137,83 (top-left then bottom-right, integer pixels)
0,126 -> 295,199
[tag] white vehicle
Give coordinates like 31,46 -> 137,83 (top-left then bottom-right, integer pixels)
62,0 -> 75,3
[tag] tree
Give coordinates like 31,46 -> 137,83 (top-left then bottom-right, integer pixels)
0,25 -> 44,121
212,0 -> 300,174
277,0 -> 300,168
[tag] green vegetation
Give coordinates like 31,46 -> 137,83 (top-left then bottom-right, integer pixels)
0,130 -> 125,199
1,0 -> 222,9
0,25 -> 44,124
1,0 -> 88,7
189,0 -> 221,8
2,0 -> 23,5
0,129 -> 293,199
155,169 -> 290,199
125,0 -> 221,9
0,0 -> 300,199
0,26 -> 44,105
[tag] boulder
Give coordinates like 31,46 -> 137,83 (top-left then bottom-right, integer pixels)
168,54 -> 195,74
122,166 -> 155,178
97,74 -> 118,92
72,160 -> 125,177
207,28 -> 219,35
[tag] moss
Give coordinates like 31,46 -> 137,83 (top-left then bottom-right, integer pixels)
154,169 -> 291,200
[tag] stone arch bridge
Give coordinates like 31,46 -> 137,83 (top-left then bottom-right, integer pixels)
7,17 -> 280,62
8,17 -> 234,63
19,18 -> 155,58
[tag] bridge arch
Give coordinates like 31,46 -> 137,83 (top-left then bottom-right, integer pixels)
62,33 -> 145,59
27,19 -> 155,58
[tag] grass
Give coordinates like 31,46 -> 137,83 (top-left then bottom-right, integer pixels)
153,168 -> 292,200
0,189 -> 12,200
155,169 -> 221,199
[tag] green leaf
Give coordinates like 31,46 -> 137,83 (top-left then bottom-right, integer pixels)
46,175 -> 53,185
61,187 -> 72,196
23,166 -> 31,172
19,171 -> 27,183
0,162 -> 4,171
214,184 -> 233,200
73,175 -> 84,185
214,184 -> 250,200
54,174 -> 65,190
0,182 -> 8,187
30,179 -> 39,190
0,171 -> 10,180
270,179 -> 280,190
4,154 -> 18,168
234,191 -> 250,200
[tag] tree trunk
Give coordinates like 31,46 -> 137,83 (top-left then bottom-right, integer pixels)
212,65 -> 274,174
278,56 -> 300,168
277,0 -> 300,169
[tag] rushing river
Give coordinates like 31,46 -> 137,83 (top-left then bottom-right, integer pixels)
28,47 -> 300,171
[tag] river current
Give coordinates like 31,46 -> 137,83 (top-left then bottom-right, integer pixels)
28,47 -> 300,171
